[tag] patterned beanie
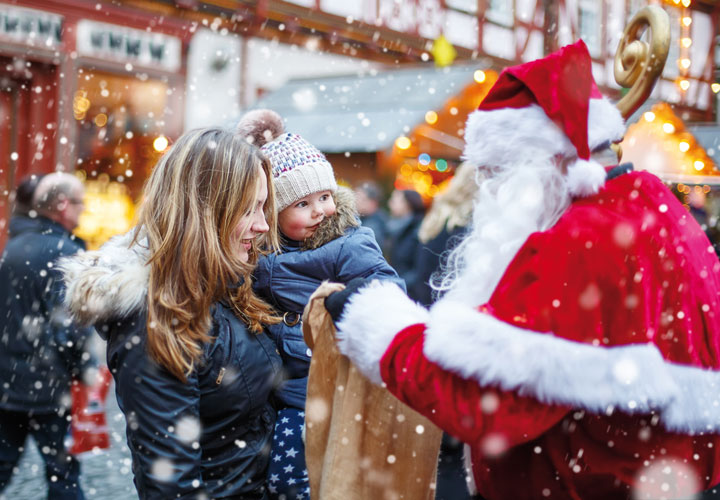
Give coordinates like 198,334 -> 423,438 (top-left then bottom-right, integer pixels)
261,133 -> 337,212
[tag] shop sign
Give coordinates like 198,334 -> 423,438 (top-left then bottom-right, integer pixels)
0,4 -> 63,48
76,20 -> 181,72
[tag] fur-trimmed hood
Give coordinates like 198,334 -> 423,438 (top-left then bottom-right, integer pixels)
299,186 -> 359,250
59,230 -> 150,326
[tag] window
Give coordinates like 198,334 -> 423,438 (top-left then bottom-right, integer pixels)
445,0 -> 477,14
73,69 -> 172,248
579,0 -> 601,57
486,0 -> 513,27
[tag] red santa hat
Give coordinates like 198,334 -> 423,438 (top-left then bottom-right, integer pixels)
463,40 -> 625,197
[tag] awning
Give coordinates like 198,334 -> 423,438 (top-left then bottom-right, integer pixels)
621,102 -> 720,185
250,64 -> 480,153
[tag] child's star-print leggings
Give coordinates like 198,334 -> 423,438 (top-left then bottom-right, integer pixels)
267,407 -> 310,500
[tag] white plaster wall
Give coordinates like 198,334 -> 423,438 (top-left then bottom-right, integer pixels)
523,29 -> 544,62
320,0 -> 366,21
606,0 -> 626,58
184,29 -> 243,130
483,23 -> 514,60
285,0 -> 315,7
244,38 -> 379,108
515,0 -> 535,23
592,61 -> 606,86
444,9 -> 478,50
690,12 -> 712,79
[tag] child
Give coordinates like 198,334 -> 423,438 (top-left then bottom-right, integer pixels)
237,110 -> 403,500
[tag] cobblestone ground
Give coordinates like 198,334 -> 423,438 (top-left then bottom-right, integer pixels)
0,384 -> 137,500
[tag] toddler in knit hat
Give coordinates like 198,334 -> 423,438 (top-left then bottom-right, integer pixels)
236,110 -> 404,500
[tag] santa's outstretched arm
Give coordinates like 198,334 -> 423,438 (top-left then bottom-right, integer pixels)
333,280 -> 569,448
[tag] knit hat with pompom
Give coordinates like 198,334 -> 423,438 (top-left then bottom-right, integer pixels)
236,109 -> 337,212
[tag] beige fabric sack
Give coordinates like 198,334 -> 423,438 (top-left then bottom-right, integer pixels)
302,282 -> 442,500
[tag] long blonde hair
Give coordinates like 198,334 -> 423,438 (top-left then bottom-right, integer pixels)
133,127 -> 280,381
418,162 -> 479,244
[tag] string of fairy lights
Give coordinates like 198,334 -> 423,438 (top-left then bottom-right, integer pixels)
668,0 -> 720,97
390,69 -> 493,199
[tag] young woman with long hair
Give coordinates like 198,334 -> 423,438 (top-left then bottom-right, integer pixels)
60,127 -> 283,499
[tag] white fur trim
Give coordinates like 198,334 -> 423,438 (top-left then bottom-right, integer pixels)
463,98 -> 625,168
336,280 -> 429,384
566,158 -> 607,197
422,298 -> 720,433
462,104 -> 574,168
587,97 -> 625,150
58,230 -> 150,325
663,363 -> 720,433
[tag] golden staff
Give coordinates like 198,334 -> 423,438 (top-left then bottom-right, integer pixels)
614,5 -> 671,119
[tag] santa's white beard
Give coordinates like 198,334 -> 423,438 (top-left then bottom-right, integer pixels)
436,159 -> 571,306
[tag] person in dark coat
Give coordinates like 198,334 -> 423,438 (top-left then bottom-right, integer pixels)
236,110 -> 403,500
354,181 -> 388,248
414,162 -> 484,500
412,162 -> 478,307
60,128 -> 283,499
8,174 -> 44,239
385,188 -> 425,301
0,172 -> 94,499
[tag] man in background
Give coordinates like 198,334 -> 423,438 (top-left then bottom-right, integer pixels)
354,181 -> 388,248
0,172 -> 94,499
8,174 -> 44,239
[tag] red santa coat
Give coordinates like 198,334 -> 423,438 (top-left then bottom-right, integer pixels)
336,170 -> 720,500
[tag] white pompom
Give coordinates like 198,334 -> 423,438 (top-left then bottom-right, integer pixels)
566,158 -> 606,197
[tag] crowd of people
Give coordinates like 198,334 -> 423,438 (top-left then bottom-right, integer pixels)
1,39 -> 720,500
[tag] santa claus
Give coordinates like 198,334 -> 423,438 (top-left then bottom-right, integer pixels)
325,40 -> 720,499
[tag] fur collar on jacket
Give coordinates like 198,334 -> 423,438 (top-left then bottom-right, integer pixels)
299,186 -> 360,250
59,230 -> 150,326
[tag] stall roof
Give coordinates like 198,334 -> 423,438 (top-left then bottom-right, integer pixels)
251,64 -> 479,153
688,125 -> 720,168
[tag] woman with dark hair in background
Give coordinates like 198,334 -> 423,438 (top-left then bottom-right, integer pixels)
385,188 -> 425,301
60,127 -> 283,499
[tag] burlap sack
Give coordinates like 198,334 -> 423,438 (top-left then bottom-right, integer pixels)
302,282 -> 442,500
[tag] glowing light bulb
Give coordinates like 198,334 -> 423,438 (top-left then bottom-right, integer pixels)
425,110 -> 438,125
678,79 -> 690,91
153,135 -> 169,152
474,70 -> 486,83
694,160 -> 704,171
643,112 -> 655,122
679,58 -> 691,70
712,83 -> 720,94
395,136 -> 411,150
94,113 -> 108,127
681,0 -> 691,7
663,123 -> 675,134
679,141 -> 690,152
682,17 -> 692,27
681,38 -> 692,48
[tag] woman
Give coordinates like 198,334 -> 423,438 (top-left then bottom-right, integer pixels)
60,127 -> 282,499
385,188 -> 425,301
413,162 -> 478,307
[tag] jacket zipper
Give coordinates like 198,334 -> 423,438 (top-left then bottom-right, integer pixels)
215,318 -> 234,385
215,367 -> 226,385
